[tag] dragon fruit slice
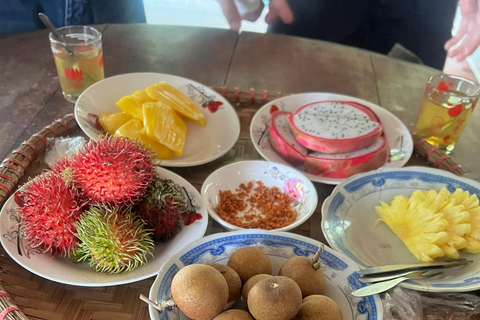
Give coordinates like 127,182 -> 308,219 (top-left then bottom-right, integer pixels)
304,136 -> 388,178
268,111 -> 308,166
288,101 -> 383,154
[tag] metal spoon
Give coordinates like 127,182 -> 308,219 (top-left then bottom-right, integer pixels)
38,13 -> 75,56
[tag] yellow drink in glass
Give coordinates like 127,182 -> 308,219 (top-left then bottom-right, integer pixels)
49,26 -> 104,103
413,74 -> 479,154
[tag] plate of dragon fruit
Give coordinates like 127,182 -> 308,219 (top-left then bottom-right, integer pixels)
250,93 -> 413,185
0,136 -> 208,286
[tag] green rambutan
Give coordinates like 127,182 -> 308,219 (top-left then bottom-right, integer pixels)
17,171 -> 84,256
135,177 -> 188,242
75,204 -> 154,274
70,136 -> 155,204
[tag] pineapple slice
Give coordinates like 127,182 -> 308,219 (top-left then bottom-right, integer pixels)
98,112 -> 132,135
422,189 -> 470,259
451,189 -> 480,253
115,119 -> 174,160
141,102 -> 187,157
375,191 -> 449,262
116,89 -> 156,120
145,82 -> 206,126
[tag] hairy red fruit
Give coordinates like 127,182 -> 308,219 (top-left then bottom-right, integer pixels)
71,136 -> 155,204
17,171 -> 83,256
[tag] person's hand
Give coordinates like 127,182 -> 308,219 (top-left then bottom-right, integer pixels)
445,0 -> 480,61
218,0 -> 293,32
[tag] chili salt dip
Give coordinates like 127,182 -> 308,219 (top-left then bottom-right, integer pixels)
215,181 -> 298,229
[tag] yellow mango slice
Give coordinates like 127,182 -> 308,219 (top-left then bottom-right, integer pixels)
145,82 -> 206,126
141,102 -> 186,157
98,112 -> 132,135
116,89 -> 156,120
115,119 -> 174,160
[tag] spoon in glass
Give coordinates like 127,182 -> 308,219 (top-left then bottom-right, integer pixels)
38,13 -> 75,57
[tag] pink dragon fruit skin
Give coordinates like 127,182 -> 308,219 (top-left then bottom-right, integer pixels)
304,135 -> 388,178
268,111 -> 308,166
288,101 -> 383,154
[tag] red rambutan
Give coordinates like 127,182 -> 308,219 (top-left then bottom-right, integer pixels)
17,171 -> 84,256
135,177 -> 188,242
71,136 -> 155,204
50,156 -> 73,175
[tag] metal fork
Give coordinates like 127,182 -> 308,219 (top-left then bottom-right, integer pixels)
352,271 -> 443,297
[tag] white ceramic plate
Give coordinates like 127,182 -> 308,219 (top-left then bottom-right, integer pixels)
0,167 -> 208,287
322,166 -> 480,292
201,161 -> 318,232
148,230 -> 383,320
250,93 -> 413,185
75,72 -> 240,167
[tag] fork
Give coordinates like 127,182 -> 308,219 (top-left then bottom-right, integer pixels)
352,271 -> 443,297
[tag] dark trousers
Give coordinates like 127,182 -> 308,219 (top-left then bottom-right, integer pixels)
268,0 -> 458,69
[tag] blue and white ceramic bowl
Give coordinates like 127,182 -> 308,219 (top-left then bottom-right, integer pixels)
148,230 -> 383,320
201,161 -> 318,232
322,166 -> 480,292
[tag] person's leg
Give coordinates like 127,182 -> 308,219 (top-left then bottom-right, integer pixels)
268,0 -> 370,48
89,0 -> 146,24
0,0 -> 43,35
366,0 -> 457,69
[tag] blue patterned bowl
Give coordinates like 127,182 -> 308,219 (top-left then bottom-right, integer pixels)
322,166 -> 480,292
201,161 -> 318,232
148,230 -> 383,320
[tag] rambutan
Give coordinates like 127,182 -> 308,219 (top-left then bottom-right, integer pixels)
49,156 -> 75,183
75,204 -> 154,274
135,177 -> 188,242
70,136 -> 154,204
17,171 -> 84,256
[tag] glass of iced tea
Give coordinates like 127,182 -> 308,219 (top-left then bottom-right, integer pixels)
49,26 -> 104,103
413,74 -> 479,154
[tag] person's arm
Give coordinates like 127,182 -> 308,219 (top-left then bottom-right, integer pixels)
445,0 -> 480,61
218,0 -> 294,31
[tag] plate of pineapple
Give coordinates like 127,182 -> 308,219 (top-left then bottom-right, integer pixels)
321,166 -> 480,292
74,72 -> 240,167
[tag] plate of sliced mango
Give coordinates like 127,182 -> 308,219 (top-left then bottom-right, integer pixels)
74,73 -> 240,167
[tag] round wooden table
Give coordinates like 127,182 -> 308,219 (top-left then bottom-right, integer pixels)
1,24 -> 479,320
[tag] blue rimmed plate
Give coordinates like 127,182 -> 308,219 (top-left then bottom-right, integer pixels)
322,166 -> 480,292
148,230 -> 383,320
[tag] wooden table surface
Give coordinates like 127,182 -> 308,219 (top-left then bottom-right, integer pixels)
1,24 -> 479,320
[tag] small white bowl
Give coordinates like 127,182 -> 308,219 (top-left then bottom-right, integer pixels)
201,161 -> 318,231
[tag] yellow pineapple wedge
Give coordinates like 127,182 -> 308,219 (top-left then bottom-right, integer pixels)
375,191 -> 449,262
115,119 -> 174,160
141,102 -> 186,157
116,89 -> 156,120
451,189 -> 480,253
98,112 -> 132,135
423,189 -> 470,259
145,82 -> 206,126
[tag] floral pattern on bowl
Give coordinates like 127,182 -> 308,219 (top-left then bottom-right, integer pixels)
201,161 -> 317,232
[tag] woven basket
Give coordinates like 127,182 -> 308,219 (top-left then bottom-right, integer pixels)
0,87 -> 473,319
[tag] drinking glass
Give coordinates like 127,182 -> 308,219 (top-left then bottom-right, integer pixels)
413,74 -> 479,154
49,26 -> 104,103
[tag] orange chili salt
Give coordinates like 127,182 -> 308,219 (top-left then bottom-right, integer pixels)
216,181 -> 297,230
